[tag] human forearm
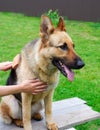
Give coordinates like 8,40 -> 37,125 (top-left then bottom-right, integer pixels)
0,61 -> 47,96
0,85 -> 22,96
0,79 -> 47,96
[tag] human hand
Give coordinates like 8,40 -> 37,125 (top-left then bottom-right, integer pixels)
12,54 -> 20,69
0,61 -> 12,71
20,79 -> 48,94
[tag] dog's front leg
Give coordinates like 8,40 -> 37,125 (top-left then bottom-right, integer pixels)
44,89 -> 58,130
22,93 -> 32,130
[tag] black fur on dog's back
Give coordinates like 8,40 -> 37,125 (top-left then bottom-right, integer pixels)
6,69 -> 17,85
6,69 -> 22,102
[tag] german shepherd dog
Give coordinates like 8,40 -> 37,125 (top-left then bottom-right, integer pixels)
0,16 -> 84,130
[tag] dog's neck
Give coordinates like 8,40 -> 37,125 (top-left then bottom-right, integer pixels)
19,51 -> 59,85
34,66 -> 59,84
31,60 -> 59,84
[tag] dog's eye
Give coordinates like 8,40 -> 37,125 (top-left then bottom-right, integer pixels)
59,43 -> 68,50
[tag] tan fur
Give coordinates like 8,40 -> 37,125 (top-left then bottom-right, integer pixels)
13,119 -> 23,127
32,112 -> 43,120
12,54 -> 21,69
0,103 -> 11,123
0,15 -> 84,130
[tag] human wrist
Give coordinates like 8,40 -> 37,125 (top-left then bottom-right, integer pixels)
19,83 -> 26,93
13,84 -> 23,93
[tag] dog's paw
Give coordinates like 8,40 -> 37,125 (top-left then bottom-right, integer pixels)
47,123 -> 58,130
13,119 -> 23,128
33,112 -> 43,121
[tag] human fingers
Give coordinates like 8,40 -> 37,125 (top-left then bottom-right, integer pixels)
21,79 -> 43,85
3,61 -> 12,65
33,80 -> 47,85
1,62 -> 13,71
29,80 -> 47,88
30,78 -> 47,84
32,88 -> 47,95
35,84 -> 48,89
0,61 -> 12,67
21,79 -> 47,93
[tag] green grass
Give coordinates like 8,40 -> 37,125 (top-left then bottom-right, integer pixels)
0,12 -> 100,129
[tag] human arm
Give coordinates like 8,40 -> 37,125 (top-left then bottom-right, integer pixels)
0,79 -> 47,96
0,61 -> 12,71
0,54 -> 20,71
0,58 -> 47,96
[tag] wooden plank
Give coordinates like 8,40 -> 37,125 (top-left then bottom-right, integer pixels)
0,97 -> 100,130
53,104 -> 100,129
66,128 -> 76,130
52,97 -> 86,111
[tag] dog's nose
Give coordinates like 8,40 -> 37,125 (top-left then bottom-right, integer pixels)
76,59 -> 85,69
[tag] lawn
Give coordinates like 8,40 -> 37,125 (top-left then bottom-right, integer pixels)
0,12 -> 100,129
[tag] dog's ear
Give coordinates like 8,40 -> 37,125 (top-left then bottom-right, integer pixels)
40,15 -> 54,41
56,16 -> 66,31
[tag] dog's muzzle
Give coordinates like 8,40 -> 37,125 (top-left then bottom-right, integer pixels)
52,57 -> 85,82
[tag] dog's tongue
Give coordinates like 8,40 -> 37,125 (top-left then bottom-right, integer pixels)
63,65 -> 74,82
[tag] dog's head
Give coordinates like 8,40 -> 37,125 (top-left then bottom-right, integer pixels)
39,15 -> 85,81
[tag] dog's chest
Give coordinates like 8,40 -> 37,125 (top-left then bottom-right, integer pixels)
31,92 -> 47,103
31,84 -> 57,103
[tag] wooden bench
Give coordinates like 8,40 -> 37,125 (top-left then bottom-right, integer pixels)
0,97 -> 100,130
